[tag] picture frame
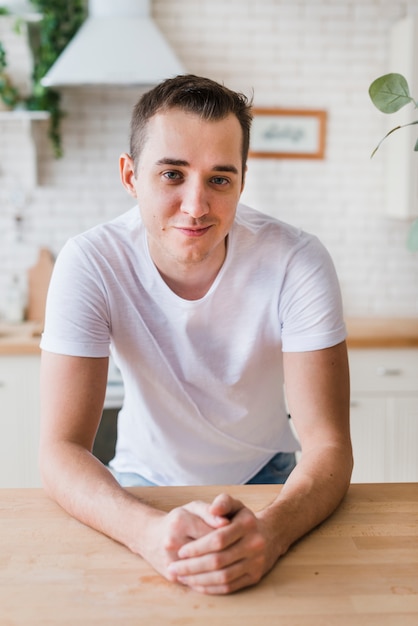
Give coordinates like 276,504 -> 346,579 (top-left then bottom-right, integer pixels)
249,108 -> 327,159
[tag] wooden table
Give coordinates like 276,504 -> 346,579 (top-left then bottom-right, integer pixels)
1,484 -> 417,625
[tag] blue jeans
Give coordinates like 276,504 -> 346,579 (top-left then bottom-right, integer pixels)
245,452 -> 296,484
108,452 -> 297,487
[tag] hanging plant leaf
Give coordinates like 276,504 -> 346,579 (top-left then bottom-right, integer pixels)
25,0 -> 85,157
407,218 -> 418,252
0,1 -> 84,154
369,73 -> 415,114
0,41 -> 22,108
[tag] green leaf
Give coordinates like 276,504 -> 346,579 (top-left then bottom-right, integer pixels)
13,17 -> 24,35
369,73 -> 414,113
407,218 -> 418,252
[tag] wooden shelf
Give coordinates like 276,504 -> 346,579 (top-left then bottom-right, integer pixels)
0,110 -> 49,121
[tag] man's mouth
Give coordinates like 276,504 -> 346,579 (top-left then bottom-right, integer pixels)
175,225 -> 212,237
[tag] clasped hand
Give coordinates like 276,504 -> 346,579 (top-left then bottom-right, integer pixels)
144,493 -> 275,595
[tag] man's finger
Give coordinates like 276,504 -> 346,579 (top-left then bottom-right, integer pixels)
182,500 -> 231,529
209,493 -> 245,519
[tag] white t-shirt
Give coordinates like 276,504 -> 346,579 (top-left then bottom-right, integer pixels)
41,203 -> 346,485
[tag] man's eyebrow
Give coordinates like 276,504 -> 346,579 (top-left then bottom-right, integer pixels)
213,164 -> 239,175
155,158 -> 239,175
156,158 -> 189,167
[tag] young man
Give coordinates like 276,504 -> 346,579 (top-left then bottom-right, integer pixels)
39,74 -> 352,595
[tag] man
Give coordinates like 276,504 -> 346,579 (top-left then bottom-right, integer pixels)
39,74 -> 352,595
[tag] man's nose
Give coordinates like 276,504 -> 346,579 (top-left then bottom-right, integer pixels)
180,182 -> 210,219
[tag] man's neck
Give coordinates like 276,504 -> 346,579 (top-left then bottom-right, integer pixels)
157,261 -> 223,300
151,240 -> 228,301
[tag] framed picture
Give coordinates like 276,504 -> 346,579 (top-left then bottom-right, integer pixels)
249,108 -> 327,159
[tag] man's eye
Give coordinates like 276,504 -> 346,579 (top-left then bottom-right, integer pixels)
163,171 -> 181,181
211,176 -> 229,186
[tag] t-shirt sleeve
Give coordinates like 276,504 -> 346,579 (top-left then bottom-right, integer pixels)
279,233 -> 346,352
40,238 -> 111,357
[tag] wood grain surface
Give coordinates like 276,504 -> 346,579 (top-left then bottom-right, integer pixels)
1,483 -> 417,625
346,317 -> 418,348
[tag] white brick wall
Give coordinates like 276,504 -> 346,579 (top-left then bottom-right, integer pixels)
1,0 -> 418,320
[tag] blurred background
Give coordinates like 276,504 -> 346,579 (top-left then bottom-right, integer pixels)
2,0 -> 418,488
0,0 -> 417,320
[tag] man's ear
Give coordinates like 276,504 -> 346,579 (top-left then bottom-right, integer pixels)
119,153 -> 138,197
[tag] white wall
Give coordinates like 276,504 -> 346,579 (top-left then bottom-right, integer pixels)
1,0 -> 418,320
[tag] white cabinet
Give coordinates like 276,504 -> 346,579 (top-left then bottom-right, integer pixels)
0,354 -> 41,487
349,348 -> 418,483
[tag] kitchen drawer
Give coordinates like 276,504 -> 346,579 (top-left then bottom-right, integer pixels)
349,348 -> 418,393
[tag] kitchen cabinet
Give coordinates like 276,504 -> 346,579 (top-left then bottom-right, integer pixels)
0,346 -> 120,487
2,329 -> 418,487
0,354 -> 41,487
349,348 -> 418,482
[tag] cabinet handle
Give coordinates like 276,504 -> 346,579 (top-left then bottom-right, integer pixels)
376,366 -> 402,377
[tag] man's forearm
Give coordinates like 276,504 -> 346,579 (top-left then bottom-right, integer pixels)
39,442 -> 231,584
40,441 -> 161,555
256,443 -> 353,564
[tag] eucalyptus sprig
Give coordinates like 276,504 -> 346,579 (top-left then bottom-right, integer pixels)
369,72 -> 418,251
369,73 -> 418,157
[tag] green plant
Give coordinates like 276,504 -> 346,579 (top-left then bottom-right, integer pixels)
369,73 -> 418,157
0,1 -> 85,156
369,72 -> 418,251
26,0 -> 85,157
0,39 -> 22,108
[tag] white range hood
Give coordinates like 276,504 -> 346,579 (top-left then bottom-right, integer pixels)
41,0 -> 185,87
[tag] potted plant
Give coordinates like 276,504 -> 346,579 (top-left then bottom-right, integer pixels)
0,0 -> 84,155
25,0 -> 85,156
369,72 -> 418,250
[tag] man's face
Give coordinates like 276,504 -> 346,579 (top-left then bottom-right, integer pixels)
121,108 -> 245,277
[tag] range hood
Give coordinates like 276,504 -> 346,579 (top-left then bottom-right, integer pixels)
41,0 -> 185,87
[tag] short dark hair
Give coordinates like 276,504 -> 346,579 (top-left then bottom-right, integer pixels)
130,74 -> 253,177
